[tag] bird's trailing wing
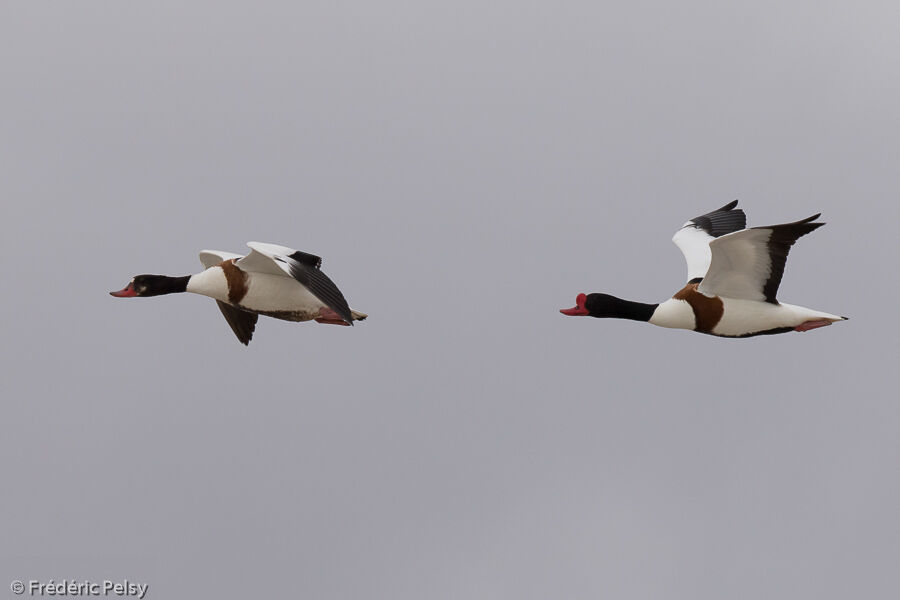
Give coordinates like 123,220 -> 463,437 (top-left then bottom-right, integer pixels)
671,200 -> 747,282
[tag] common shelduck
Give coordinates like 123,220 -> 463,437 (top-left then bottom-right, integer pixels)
111,242 -> 367,345
560,201 -> 847,337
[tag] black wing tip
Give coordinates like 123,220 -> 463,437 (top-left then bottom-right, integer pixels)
793,220 -> 826,236
758,215 -> 826,235
796,213 -> 823,224
234,327 -> 254,346
718,199 -> 739,211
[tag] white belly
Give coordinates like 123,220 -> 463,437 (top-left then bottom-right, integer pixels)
712,298 -> 842,337
647,294 -> 844,336
240,273 -> 325,313
187,268 -> 325,313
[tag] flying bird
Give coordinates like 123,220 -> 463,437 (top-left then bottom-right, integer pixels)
560,201 -> 847,337
111,242 -> 367,345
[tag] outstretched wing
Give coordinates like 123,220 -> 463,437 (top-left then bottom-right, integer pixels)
238,242 -> 353,325
671,200 -> 747,282
698,214 -> 824,302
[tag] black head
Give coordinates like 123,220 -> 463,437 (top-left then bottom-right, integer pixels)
110,274 -> 189,298
560,293 -> 657,322
560,293 -> 616,317
584,293 -> 627,318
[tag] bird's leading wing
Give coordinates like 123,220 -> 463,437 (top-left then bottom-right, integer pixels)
698,214 -> 824,302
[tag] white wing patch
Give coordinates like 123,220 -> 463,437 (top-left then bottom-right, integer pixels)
199,250 -> 244,269
198,243 -> 301,277
672,224 -> 714,282
698,229 -> 772,301
247,241 -> 297,258
234,242 -> 296,277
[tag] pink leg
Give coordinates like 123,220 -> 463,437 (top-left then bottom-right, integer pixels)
315,308 -> 351,326
794,319 -> 833,332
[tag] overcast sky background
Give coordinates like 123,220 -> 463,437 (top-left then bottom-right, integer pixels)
2,2 -> 899,599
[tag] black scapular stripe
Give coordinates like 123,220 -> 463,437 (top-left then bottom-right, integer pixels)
690,200 -> 747,238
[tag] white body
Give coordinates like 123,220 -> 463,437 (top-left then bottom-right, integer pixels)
650,296 -> 844,336
187,242 -> 365,321
187,267 -> 326,315
665,205 -> 845,336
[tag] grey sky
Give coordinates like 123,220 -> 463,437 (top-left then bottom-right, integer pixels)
2,2 -> 899,599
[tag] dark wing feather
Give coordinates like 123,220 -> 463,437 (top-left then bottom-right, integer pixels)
690,200 -> 747,238
758,214 -> 824,303
289,250 -> 322,269
215,301 -> 258,345
280,257 -> 354,325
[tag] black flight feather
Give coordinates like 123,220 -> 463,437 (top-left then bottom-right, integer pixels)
288,250 -> 322,269
279,256 -> 354,325
215,301 -> 258,345
690,200 -> 747,238
757,214 -> 824,303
